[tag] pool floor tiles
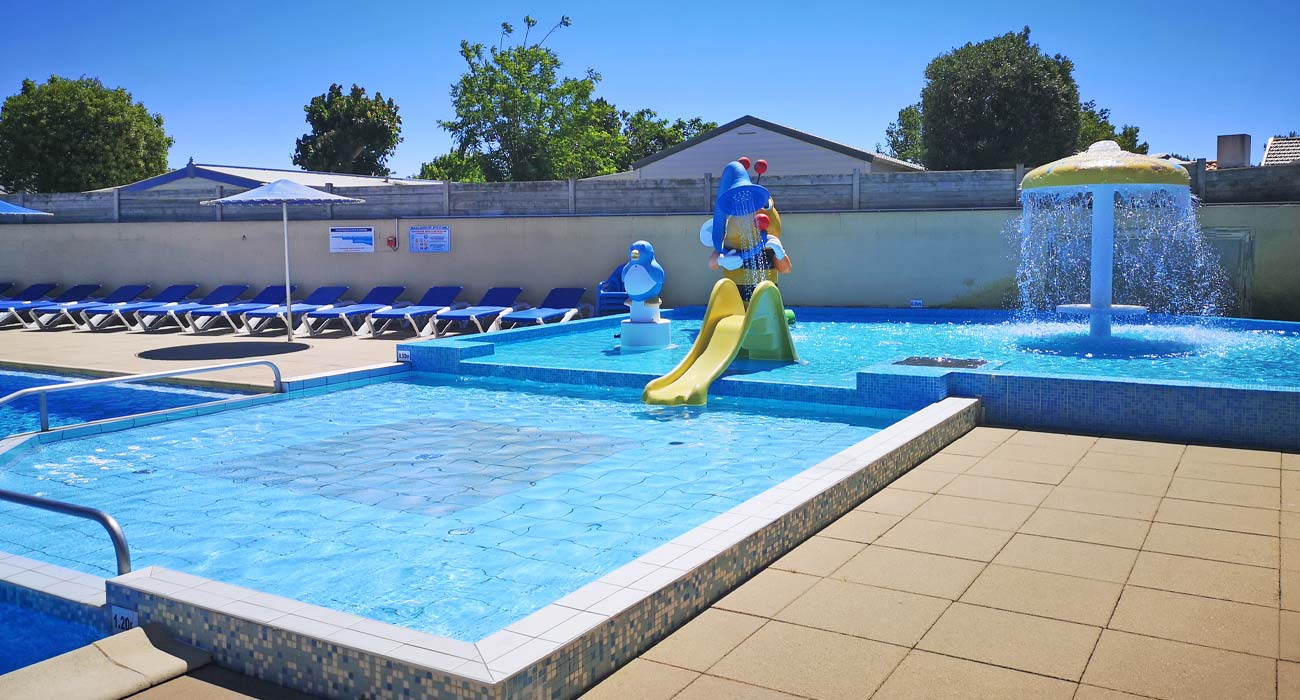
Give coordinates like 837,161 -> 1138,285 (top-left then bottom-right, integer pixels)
581,427 -> 1300,700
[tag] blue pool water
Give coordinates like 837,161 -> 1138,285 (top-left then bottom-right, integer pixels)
0,369 -> 234,437
0,375 -> 901,641
476,311 -> 1300,388
0,601 -> 104,674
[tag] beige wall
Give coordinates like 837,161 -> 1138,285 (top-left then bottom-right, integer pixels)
0,204 -> 1295,318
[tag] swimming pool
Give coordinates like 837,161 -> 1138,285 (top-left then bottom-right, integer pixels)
0,374 -> 902,641
0,600 -> 104,674
0,369 -> 233,437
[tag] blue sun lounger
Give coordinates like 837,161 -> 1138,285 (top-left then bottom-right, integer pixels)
431,287 -> 525,337
0,283 -> 57,304
184,285 -> 295,333
303,286 -> 405,336
133,284 -> 250,332
0,283 -> 11,298
0,284 -> 100,328
364,286 -> 465,337
77,284 -> 199,331
239,286 -> 349,335
29,284 -> 150,330
498,288 -> 590,328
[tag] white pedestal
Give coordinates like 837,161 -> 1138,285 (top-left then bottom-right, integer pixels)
621,319 -> 671,350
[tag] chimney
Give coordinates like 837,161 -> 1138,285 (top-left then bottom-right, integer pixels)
1216,134 -> 1251,168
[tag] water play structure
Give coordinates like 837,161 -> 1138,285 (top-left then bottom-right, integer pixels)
619,240 -> 671,349
643,159 -> 797,405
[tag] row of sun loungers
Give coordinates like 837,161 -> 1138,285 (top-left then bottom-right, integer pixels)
0,282 -> 591,339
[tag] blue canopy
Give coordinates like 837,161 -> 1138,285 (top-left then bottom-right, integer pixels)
200,178 -> 364,206
0,199 -> 54,216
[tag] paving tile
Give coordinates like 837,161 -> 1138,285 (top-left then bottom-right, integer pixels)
1285,610 -> 1300,662
832,545 -> 985,600
873,518 -> 1012,562
960,564 -> 1122,626
1059,468 -> 1171,497
1082,629 -> 1275,700
1287,538 -> 1300,572
1018,508 -> 1150,549
1154,498 -> 1279,536
908,494 -> 1035,531
817,510 -> 901,544
917,603 -> 1099,681
942,434 -> 1002,458
715,569 -> 820,618
1285,489 -> 1300,513
1286,571 -> 1300,612
775,578 -> 949,647
967,457 -> 1072,484
770,536 -> 865,577
1090,437 -> 1185,460
872,650 -> 1076,700
1072,686 -> 1152,700
1128,551 -> 1278,607
938,473 -> 1053,506
1109,585 -> 1278,657
642,609 -> 764,672
1183,445 -> 1281,469
987,442 -> 1087,468
1005,431 -> 1096,452
672,675 -> 801,700
577,658 -> 697,700
855,488 -> 930,516
1041,486 -> 1160,520
1280,661 -> 1300,700
1176,460 -> 1280,487
967,426 -> 1018,442
1166,478 -> 1280,509
993,534 -> 1137,583
710,621 -> 908,700
913,452 -> 980,474
1077,450 -> 1179,476
1142,522 -> 1278,568
888,469 -> 957,494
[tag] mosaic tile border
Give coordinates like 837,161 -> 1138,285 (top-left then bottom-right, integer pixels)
0,552 -> 109,633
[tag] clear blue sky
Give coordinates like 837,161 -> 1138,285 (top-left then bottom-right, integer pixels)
4,0 -> 1296,177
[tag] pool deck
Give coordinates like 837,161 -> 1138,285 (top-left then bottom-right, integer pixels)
582,427 -> 1299,700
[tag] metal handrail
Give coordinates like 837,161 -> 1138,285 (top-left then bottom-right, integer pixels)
0,360 -> 283,432
0,487 -> 131,575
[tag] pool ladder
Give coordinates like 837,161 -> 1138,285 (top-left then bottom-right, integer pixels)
0,488 -> 132,575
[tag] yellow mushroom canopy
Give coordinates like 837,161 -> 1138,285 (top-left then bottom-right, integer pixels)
1021,141 -> 1190,190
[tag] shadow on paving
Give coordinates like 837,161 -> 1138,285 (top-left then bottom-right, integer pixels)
137,342 -> 311,361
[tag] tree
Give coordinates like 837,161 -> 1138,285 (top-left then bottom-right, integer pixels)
882,103 -> 924,165
0,76 -> 172,193
619,109 -> 716,167
920,28 -> 1080,170
293,83 -> 402,176
1077,100 -> 1148,154
416,151 -> 486,182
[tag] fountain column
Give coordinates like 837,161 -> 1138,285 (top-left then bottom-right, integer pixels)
1090,185 -> 1115,337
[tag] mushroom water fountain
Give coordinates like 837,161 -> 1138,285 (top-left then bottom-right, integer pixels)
1017,140 -> 1228,339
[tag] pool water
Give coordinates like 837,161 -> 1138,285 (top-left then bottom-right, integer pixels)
0,375 -> 901,641
0,601 -> 104,674
0,369 -> 233,437
477,312 -> 1300,388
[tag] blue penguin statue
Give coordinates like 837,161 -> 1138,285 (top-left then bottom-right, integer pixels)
622,240 -> 666,302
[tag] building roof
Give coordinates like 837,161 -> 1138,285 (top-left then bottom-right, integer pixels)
1262,136 -> 1300,167
105,159 -> 437,192
629,115 -> 925,172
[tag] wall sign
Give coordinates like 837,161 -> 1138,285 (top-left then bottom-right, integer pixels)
329,226 -> 375,253
409,225 -> 451,253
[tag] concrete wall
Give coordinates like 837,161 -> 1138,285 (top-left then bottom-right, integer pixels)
2,204 -> 1293,317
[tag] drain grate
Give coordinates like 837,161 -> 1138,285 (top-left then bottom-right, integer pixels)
893,356 -> 988,369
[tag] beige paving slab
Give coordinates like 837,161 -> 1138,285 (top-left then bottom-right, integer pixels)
1183,445 -> 1281,469
855,488 -> 931,516
942,433 -> 1002,458
967,426 -> 1018,442
1166,477 -> 1280,509
1285,453 -> 1300,471
1090,437 -> 1185,460
714,569 -> 820,619
888,469 -> 957,494
1128,551 -> 1279,607
1018,508 -> 1150,549
709,621 -> 907,700
938,473 -> 1053,506
578,658 -> 698,700
872,650 -> 1076,700
1286,538 -> 1300,572
1284,571 -> 1299,612
1040,486 -> 1161,520
816,510 -> 901,544
1005,430 -> 1096,452
1072,686 -> 1153,700
1285,489 -> 1300,513
966,456 -> 1073,484
1142,522 -> 1279,568
912,452 -> 979,474
671,675 -> 801,700
775,578 -> 949,647
1077,450 -> 1179,476
1082,629 -> 1276,700
1280,661 -> 1300,700
1286,471 -> 1300,490
1154,498 -> 1279,536
960,564 -> 1122,626
987,442 -> 1088,468
1059,468 -> 1171,497
1108,585 -> 1279,657
770,536 -> 865,578
873,518 -> 1013,562
993,533 -> 1138,583
642,609 -> 764,672
831,545 -> 985,600
1284,610 -> 1300,662
907,494 -> 1035,531
1176,460 -> 1280,487
917,602 -> 1099,681
1283,511 -> 1300,540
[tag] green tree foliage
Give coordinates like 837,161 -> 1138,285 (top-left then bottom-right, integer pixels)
293,83 -> 402,176
1077,100 -> 1148,154
620,109 -> 716,166
920,28 -> 1080,170
0,76 -> 172,193
416,151 -> 486,182
882,103 -> 924,165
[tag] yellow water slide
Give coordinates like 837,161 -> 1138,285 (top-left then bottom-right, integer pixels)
642,279 -> 798,406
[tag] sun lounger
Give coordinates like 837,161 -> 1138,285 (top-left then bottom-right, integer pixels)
595,264 -> 629,316
0,284 -> 100,328
303,286 -> 405,336
431,287 -> 525,337
239,286 -> 349,335
133,284 -> 250,332
0,283 -> 11,297
498,288 -> 590,328
28,284 -> 150,330
77,284 -> 199,331
363,286 -> 465,337
0,283 -> 57,304
183,285 -> 295,333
